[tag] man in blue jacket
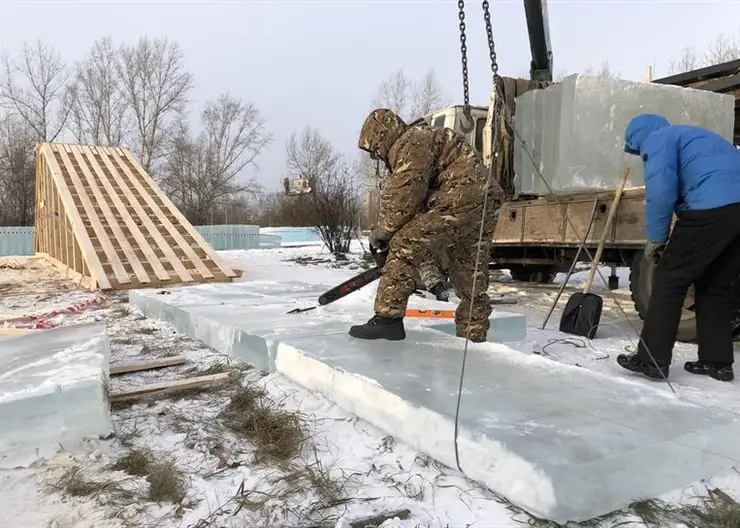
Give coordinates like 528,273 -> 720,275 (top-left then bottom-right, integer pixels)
616,113 -> 740,383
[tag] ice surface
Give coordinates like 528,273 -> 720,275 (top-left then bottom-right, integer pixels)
0,323 -> 112,469
133,279 -> 740,522
130,282 -> 527,371
276,334 -> 740,522
430,311 -> 526,342
514,74 -> 736,195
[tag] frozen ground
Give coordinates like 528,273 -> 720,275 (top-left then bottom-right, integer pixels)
0,245 -> 739,528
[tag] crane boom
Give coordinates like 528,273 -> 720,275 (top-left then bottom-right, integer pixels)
523,0 -> 553,81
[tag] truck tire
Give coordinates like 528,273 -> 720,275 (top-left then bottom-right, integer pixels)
629,251 -> 740,343
509,265 -> 557,284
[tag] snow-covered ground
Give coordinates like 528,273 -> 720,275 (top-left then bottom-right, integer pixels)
0,244 -> 738,528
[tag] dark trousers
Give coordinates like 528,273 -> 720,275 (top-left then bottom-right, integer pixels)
638,202 -> 740,366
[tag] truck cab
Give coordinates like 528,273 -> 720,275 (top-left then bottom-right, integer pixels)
419,105 -> 490,153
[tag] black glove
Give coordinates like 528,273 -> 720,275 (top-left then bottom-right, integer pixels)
644,241 -> 666,264
369,228 -> 392,252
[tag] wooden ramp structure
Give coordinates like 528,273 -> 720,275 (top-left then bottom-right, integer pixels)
34,143 -> 241,291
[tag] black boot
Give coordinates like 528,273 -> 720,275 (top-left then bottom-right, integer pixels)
429,282 -> 450,302
684,360 -> 734,382
617,353 -> 670,380
349,315 -> 406,341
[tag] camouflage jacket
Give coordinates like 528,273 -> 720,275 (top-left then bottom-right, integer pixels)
358,109 -> 501,235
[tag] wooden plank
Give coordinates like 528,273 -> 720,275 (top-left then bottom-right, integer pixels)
91,146 -> 193,283
564,198 -> 607,244
109,373 -> 231,403
40,144 -> 109,290
73,146 -> 155,284
117,147 -> 237,279
56,145 -> 131,285
109,147 -> 215,281
612,195 -> 646,244
110,356 -> 187,376
0,327 -> 38,336
38,252 -> 95,289
522,202 -> 566,242
493,203 -> 525,243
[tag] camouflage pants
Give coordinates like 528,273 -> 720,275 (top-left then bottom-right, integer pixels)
374,208 -> 496,341
413,254 -> 449,290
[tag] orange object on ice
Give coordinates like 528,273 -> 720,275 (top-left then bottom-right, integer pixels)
404,309 -> 455,319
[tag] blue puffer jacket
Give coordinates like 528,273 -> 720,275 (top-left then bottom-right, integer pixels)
624,113 -> 740,243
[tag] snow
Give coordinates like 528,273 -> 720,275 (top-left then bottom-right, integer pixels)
0,246 -> 739,527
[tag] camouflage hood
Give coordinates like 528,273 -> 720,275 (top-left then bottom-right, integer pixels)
358,109 -> 408,162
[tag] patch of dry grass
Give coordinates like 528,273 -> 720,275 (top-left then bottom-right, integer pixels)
110,448 -> 152,477
220,385 -> 308,464
147,461 -> 186,504
508,487 -> 740,528
55,467 -> 122,498
109,447 -> 186,504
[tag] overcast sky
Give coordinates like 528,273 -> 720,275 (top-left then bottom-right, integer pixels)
1,1 -> 739,191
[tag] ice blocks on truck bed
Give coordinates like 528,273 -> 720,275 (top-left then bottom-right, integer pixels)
513,73 -> 735,196
0,323 -> 112,469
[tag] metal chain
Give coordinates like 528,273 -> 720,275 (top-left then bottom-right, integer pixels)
482,0 -> 499,76
457,0 -> 474,132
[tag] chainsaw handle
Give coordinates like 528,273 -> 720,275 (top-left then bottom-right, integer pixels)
369,244 -> 389,268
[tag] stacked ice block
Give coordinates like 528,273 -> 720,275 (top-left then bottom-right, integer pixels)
0,323 -> 112,468
513,74 -> 735,196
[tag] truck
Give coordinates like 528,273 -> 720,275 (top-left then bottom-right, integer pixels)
417,0 -> 740,343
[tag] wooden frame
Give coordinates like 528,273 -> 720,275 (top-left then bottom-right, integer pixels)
34,143 -> 241,291
493,187 -> 648,247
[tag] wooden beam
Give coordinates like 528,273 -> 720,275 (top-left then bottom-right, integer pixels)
109,373 -> 231,403
39,144 -> 110,290
93,146 -> 195,284
117,147 -> 238,279
110,356 -> 187,376
55,145 -> 131,285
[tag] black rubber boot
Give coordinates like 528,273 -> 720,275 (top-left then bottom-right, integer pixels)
349,315 -> 406,341
429,282 -> 450,302
684,361 -> 734,382
617,353 -> 670,381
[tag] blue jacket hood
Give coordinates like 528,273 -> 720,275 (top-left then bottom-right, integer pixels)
624,114 -> 671,155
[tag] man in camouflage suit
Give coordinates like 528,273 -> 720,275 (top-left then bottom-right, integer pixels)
349,109 -> 502,342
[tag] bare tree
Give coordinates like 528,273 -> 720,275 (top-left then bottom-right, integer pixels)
409,69 -> 449,120
161,93 -> 271,225
69,37 -> 129,145
372,68 -> 450,122
373,69 -> 410,117
669,46 -> 700,74
668,33 -> 740,75
583,59 -> 621,79
704,32 -> 740,65
0,113 -> 36,225
117,37 -> 194,173
0,41 -> 75,141
285,126 -> 362,254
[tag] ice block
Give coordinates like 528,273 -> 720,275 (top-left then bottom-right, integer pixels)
514,74 -> 735,195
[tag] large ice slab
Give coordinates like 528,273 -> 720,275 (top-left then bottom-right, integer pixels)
0,323 -> 112,469
276,333 -> 740,523
132,280 -> 740,522
130,282 -> 526,371
514,74 -> 735,195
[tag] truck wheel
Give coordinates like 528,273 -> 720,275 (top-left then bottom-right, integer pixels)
629,251 -> 697,343
629,251 -> 740,343
509,265 -> 557,284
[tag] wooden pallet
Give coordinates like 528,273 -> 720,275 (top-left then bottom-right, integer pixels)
34,143 -> 241,291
